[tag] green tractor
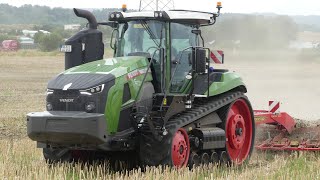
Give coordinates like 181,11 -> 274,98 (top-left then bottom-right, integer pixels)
27,3 -> 255,168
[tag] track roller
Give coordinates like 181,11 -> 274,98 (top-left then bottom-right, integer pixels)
188,152 -> 200,168
210,152 -> 219,164
201,153 -> 210,165
220,151 -> 229,164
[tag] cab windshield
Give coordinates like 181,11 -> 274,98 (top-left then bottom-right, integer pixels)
116,20 -> 165,58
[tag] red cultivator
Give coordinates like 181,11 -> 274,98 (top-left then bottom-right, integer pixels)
254,101 -> 320,151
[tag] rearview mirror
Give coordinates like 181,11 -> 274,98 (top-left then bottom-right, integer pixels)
193,48 -> 208,74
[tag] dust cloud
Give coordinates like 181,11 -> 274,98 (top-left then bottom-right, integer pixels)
216,50 -> 320,121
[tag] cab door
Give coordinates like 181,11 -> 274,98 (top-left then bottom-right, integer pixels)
170,23 -> 196,93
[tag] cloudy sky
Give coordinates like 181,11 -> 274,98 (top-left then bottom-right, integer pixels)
0,0 -> 319,15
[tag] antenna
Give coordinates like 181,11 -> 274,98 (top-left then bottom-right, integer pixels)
139,0 -> 175,11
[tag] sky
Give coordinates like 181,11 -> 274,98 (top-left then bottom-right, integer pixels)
0,0 -> 319,15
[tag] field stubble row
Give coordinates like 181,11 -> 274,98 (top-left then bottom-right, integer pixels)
0,50 -> 319,179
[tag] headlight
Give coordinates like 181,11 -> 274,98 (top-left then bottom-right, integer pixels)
109,12 -> 124,21
154,11 -> 169,19
46,102 -> 53,111
85,102 -> 95,112
46,89 -> 54,95
80,84 -> 105,95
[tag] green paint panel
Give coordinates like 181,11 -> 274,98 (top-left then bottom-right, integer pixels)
105,78 -> 125,134
63,56 -> 153,134
206,72 -> 246,96
105,71 -> 152,134
64,56 -> 149,78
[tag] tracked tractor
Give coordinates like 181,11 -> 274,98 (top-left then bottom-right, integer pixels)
27,3 -> 255,168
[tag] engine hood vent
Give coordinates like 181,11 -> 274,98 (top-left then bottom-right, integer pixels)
48,73 -> 115,90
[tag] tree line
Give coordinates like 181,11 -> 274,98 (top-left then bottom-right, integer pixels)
0,4 -> 298,51
0,4 -> 116,51
0,4 -> 119,24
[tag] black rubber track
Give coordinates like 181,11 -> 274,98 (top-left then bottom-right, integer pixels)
44,148 -> 139,170
43,148 -> 72,164
140,91 -> 253,167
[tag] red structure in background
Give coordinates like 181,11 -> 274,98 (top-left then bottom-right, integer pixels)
1,40 -> 19,51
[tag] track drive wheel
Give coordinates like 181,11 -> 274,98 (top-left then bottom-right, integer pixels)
140,128 -> 190,168
219,98 -> 255,165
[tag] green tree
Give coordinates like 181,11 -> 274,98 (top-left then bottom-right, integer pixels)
0,34 -> 10,42
38,33 -> 62,52
0,34 -> 17,42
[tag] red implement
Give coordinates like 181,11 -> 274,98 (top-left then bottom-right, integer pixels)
255,128 -> 320,151
254,101 -> 320,151
254,110 -> 296,134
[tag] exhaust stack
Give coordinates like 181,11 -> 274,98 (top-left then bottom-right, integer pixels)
73,8 -> 98,29
64,8 -> 104,70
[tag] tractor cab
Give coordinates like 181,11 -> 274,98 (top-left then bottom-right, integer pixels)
108,8 -> 222,94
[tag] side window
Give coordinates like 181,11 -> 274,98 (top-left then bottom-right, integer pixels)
142,31 -> 159,61
142,31 -> 155,52
122,31 -> 131,56
170,23 -> 196,93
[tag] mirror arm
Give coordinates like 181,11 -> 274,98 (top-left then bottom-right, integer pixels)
97,22 -> 118,28
110,29 -> 119,50
110,30 -> 115,50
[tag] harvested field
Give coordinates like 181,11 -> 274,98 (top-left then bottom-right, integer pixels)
0,49 -> 319,179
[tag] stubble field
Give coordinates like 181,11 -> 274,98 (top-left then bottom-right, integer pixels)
0,49 -> 319,179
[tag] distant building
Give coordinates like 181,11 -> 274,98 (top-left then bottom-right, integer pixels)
22,30 -> 38,37
18,36 -> 37,49
39,30 -> 51,34
22,30 -> 50,37
64,24 -> 81,30
19,37 -> 34,44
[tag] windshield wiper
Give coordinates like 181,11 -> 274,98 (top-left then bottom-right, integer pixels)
140,20 -> 160,47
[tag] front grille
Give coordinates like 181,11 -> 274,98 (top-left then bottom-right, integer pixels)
47,90 -> 107,113
46,79 -> 115,113
54,89 -> 80,96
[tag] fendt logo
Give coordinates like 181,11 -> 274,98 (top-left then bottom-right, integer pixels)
59,99 -> 74,103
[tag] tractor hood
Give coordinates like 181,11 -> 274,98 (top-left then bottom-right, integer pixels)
48,56 -> 149,90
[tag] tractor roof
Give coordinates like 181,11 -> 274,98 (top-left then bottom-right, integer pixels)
109,10 -> 217,25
